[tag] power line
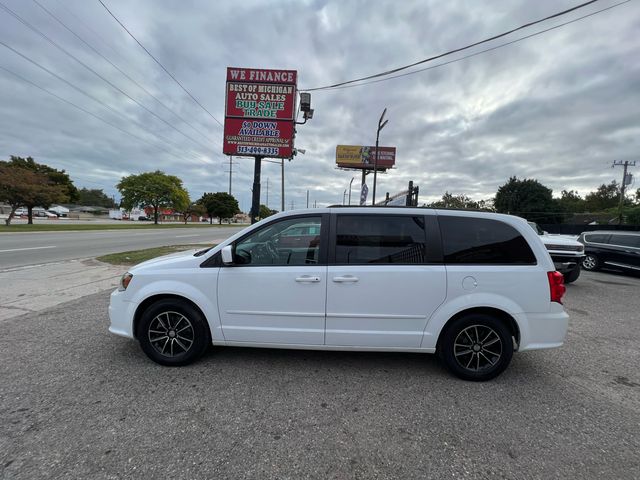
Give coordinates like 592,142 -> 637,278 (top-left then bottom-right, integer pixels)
311,0 -> 631,92
0,64 -> 200,164
52,0 -> 131,69
97,0 -> 224,127
303,0 -> 602,91
0,39 -> 207,163
0,0 -> 212,152
32,0 -> 214,144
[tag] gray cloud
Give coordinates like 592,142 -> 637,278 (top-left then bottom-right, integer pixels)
1,0 -> 639,211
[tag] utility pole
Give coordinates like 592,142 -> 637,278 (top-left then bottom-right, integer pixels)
227,156 -> 233,195
266,177 -> 269,208
613,160 -> 636,222
306,190 -> 309,208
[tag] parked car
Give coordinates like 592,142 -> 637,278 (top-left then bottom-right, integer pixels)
34,210 -> 57,218
109,207 -> 568,381
527,222 -> 585,283
578,231 -> 640,274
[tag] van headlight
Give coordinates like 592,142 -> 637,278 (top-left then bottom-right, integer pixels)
119,272 -> 133,291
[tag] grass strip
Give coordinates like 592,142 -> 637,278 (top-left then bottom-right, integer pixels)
96,244 -> 213,266
0,223 -> 242,233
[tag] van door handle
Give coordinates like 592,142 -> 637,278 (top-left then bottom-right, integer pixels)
295,275 -> 320,283
332,275 -> 359,283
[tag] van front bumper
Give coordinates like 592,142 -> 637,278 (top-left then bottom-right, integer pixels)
108,289 -> 136,339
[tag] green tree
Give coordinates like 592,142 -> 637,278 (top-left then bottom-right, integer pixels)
117,170 -> 189,225
476,199 -> 495,212
557,190 -> 586,214
259,204 -> 277,219
0,162 -> 67,225
623,206 -> 640,225
179,201 -> 206,224
428,192 -> 480,209
198,192 -> 240,224
584,181 -> 623,211
494,176 -> 562,223
77,188 -> 116,208
5,156 -> 78,224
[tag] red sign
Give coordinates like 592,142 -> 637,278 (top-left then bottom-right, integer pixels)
223,118 -> 294,158
224,67 -> 297,159
226,83 -> 296,120
226,68 -> 297,84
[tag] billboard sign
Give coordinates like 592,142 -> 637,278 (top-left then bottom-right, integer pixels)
336,145 -> 396,170
224,67 -> 297,159
223,118 -> 294,158
226,83 -> 296,120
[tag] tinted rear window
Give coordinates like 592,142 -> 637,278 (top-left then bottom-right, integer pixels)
439,216 -> 536,265
585,234 -> 609,244
335,215 -> 427,264
610,234 -> 640,248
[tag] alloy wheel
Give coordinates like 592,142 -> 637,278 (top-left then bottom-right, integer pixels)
453,325 -> 503,372
582,255 -> 598,270
147,311 -> 194,357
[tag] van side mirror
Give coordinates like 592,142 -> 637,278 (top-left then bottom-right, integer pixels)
221,245 -> 234,265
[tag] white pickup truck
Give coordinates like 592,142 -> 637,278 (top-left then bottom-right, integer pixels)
528,222 -> 585,283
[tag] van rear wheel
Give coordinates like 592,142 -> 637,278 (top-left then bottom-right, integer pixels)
439,314 -> 513,381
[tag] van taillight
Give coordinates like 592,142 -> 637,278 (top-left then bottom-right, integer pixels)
547,271 -> 566,304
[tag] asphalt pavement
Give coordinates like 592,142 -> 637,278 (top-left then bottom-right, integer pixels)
1,270 -> 639,479
0,226 -> 244,269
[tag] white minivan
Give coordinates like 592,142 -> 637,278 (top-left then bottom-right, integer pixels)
109,207 -> 568,381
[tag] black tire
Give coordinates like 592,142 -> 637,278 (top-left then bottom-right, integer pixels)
582,254 -> 600,271
563,265 -> 581,283
138,299 -> 211,366
439,314 -> 514,381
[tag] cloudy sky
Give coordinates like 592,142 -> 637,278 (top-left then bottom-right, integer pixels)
1,0 -> 639,211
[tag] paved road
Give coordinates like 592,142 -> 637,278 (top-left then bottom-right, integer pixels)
1,270 -> 639,479
0,227 -> 244,269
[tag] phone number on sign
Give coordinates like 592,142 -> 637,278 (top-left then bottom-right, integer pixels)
237,146 -> 279,156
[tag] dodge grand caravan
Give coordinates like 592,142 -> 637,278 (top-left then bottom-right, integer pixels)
109,207 -> 569,381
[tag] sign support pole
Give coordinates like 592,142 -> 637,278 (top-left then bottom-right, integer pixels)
372,133 -> 380,205
281,159 -> 285,212
250,156 -> 262,224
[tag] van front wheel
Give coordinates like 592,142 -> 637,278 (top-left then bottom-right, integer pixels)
138,299 -> 210,366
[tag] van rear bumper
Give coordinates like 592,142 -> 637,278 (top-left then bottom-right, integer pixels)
517,307 -> 569,351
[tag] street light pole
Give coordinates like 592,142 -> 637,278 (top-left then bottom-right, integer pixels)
372,107 -> 388,205
348,177 -> 354,205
